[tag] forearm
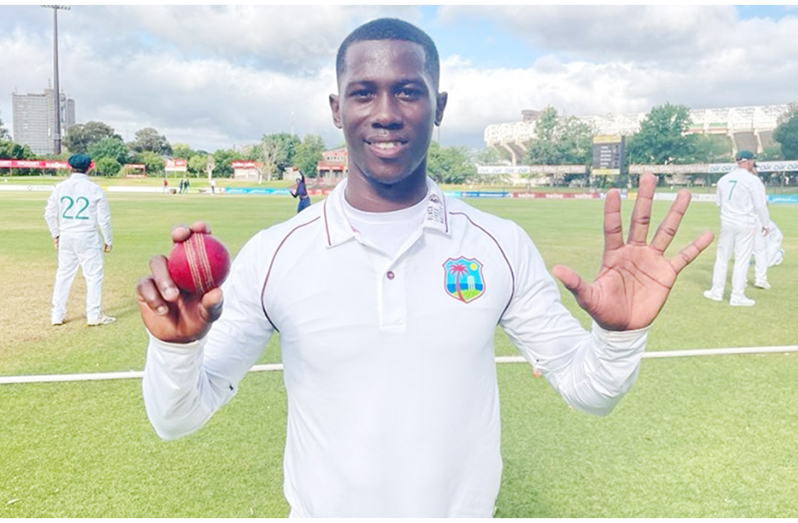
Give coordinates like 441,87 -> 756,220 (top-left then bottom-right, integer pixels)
538,322 -> 648,416
142,334 -> 232,440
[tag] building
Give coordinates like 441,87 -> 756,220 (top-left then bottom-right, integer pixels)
316,148 -> 348,181
485,104 -> 791,165
11,88 -> 76,155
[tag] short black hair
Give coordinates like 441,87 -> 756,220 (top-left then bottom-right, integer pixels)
336,18 -> 440,91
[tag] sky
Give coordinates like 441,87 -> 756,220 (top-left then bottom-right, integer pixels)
1,4 -> 797,154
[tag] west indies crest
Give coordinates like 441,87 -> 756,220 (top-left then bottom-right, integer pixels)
443,257 -> 485,303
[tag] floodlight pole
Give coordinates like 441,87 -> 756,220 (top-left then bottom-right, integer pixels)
42,5 -> 70,155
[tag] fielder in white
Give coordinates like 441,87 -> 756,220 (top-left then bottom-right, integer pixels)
136,19 -> 714,517
750,164 -> 774,289
704,150 -> 770,306
44,154 -> 116,326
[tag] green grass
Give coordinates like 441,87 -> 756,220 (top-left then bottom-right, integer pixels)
1,188 -> 797,517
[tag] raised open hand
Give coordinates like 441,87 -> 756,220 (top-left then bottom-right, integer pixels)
552,173 -> 714,331
136,221 -> 224,343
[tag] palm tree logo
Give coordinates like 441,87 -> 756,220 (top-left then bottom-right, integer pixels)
443,257 -> 485,303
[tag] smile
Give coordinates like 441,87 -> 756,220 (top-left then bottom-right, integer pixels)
372,141 -> 402,150
364,138 -> 408,157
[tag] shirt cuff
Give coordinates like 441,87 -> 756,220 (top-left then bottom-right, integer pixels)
591,320 -> 650,353
147,330 -> 206,353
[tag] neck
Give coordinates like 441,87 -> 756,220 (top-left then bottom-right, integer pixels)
345,163 -> 428,212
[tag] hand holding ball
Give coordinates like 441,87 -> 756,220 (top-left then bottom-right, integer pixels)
167,232 -> 231,295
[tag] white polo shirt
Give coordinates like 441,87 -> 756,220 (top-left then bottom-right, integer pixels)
143,177 -> 648,517
44,172 -> 113,245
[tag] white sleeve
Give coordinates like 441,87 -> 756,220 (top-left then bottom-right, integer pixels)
95,187 -> 113,245
44,188 -> 60,238
142,234 -> 275,440
499,225 -> 647,416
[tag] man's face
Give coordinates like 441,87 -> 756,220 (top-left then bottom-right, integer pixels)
330,40 -> 447,187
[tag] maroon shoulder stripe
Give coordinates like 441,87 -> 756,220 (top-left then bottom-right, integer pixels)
260,216 -> 321,331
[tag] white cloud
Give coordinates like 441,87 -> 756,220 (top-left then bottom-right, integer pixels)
2,5 -> 798,153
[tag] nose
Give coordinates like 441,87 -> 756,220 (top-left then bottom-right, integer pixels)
371,91 -> 402,130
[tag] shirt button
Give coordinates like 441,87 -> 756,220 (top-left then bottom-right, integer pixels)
386,271 -> 395,280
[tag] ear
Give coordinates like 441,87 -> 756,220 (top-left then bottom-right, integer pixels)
329,94 -> 342,129
435,91 -> 448,127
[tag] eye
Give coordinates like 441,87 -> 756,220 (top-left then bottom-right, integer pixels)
349,88 -> 374,100
397,87 -> 422,100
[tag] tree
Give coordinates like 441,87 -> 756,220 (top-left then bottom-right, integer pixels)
63,121 -> 120,154
212,149 -> 236,178
0,117 -> 10,141
773,103 -> 798,160
87,137 -> 129,165
94,157 -> 121,177
172,143 -> 194,161
427,141 -> 476,184
188,154 -> 212,177
129,127 -> 173,156
256,133 -> 301,182
626,103 -> 695,165
524,106 -> 593,167
293,134 -> 326,177
132,151 -> 166,176
0,140 -> 35,175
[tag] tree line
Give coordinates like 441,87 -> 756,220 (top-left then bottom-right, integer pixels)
2,102 -> 798,184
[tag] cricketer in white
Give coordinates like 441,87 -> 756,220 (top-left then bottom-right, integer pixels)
137,18 -> 713,518
143,178 -> 650,517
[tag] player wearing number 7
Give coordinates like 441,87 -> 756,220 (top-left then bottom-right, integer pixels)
703,150 -> 770,306
44,154 -> 116,326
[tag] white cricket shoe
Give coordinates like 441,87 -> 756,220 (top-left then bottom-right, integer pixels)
703,290 -> 723,302
88,314 -> 116,326
52,319 -> 64,326
754,280 -> 771,290
730,295 -> 755,307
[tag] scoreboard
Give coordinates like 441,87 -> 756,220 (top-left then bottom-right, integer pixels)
592,135 -> 625,176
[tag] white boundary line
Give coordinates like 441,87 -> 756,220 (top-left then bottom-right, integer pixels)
1,347 -> 797,385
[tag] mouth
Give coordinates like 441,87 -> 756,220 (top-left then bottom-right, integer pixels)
364,138 -> 408,157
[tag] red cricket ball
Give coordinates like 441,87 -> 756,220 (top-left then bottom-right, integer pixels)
167,232 -> 231,295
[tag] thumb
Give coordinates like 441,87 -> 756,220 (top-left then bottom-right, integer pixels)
200,287 -> 224,324
552,264 -> 594,310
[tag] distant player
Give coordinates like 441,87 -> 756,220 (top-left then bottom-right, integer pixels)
750,162 -> 772,289
704,150 -> 770,306
290,171 -> 310,212
44,154 -> 115,326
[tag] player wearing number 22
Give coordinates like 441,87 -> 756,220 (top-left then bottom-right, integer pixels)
138,19 -> 714,517
45,154 -> 116,326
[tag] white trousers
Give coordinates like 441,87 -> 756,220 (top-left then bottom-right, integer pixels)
51,232 -> 104,322
710,221 -> 755,299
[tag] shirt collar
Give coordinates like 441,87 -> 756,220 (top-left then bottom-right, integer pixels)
322,176 -> 450,248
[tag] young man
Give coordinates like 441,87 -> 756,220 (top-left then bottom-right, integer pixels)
137,19 -> 713,517
45,154 -> 115,326
704,150 -> 770,306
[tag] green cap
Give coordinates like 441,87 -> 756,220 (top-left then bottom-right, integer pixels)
68,154 -> 92,171
735,150 -> 755,161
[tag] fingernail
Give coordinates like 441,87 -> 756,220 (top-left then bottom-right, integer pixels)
156,306 -> 168,315
165,287 -> 179,300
